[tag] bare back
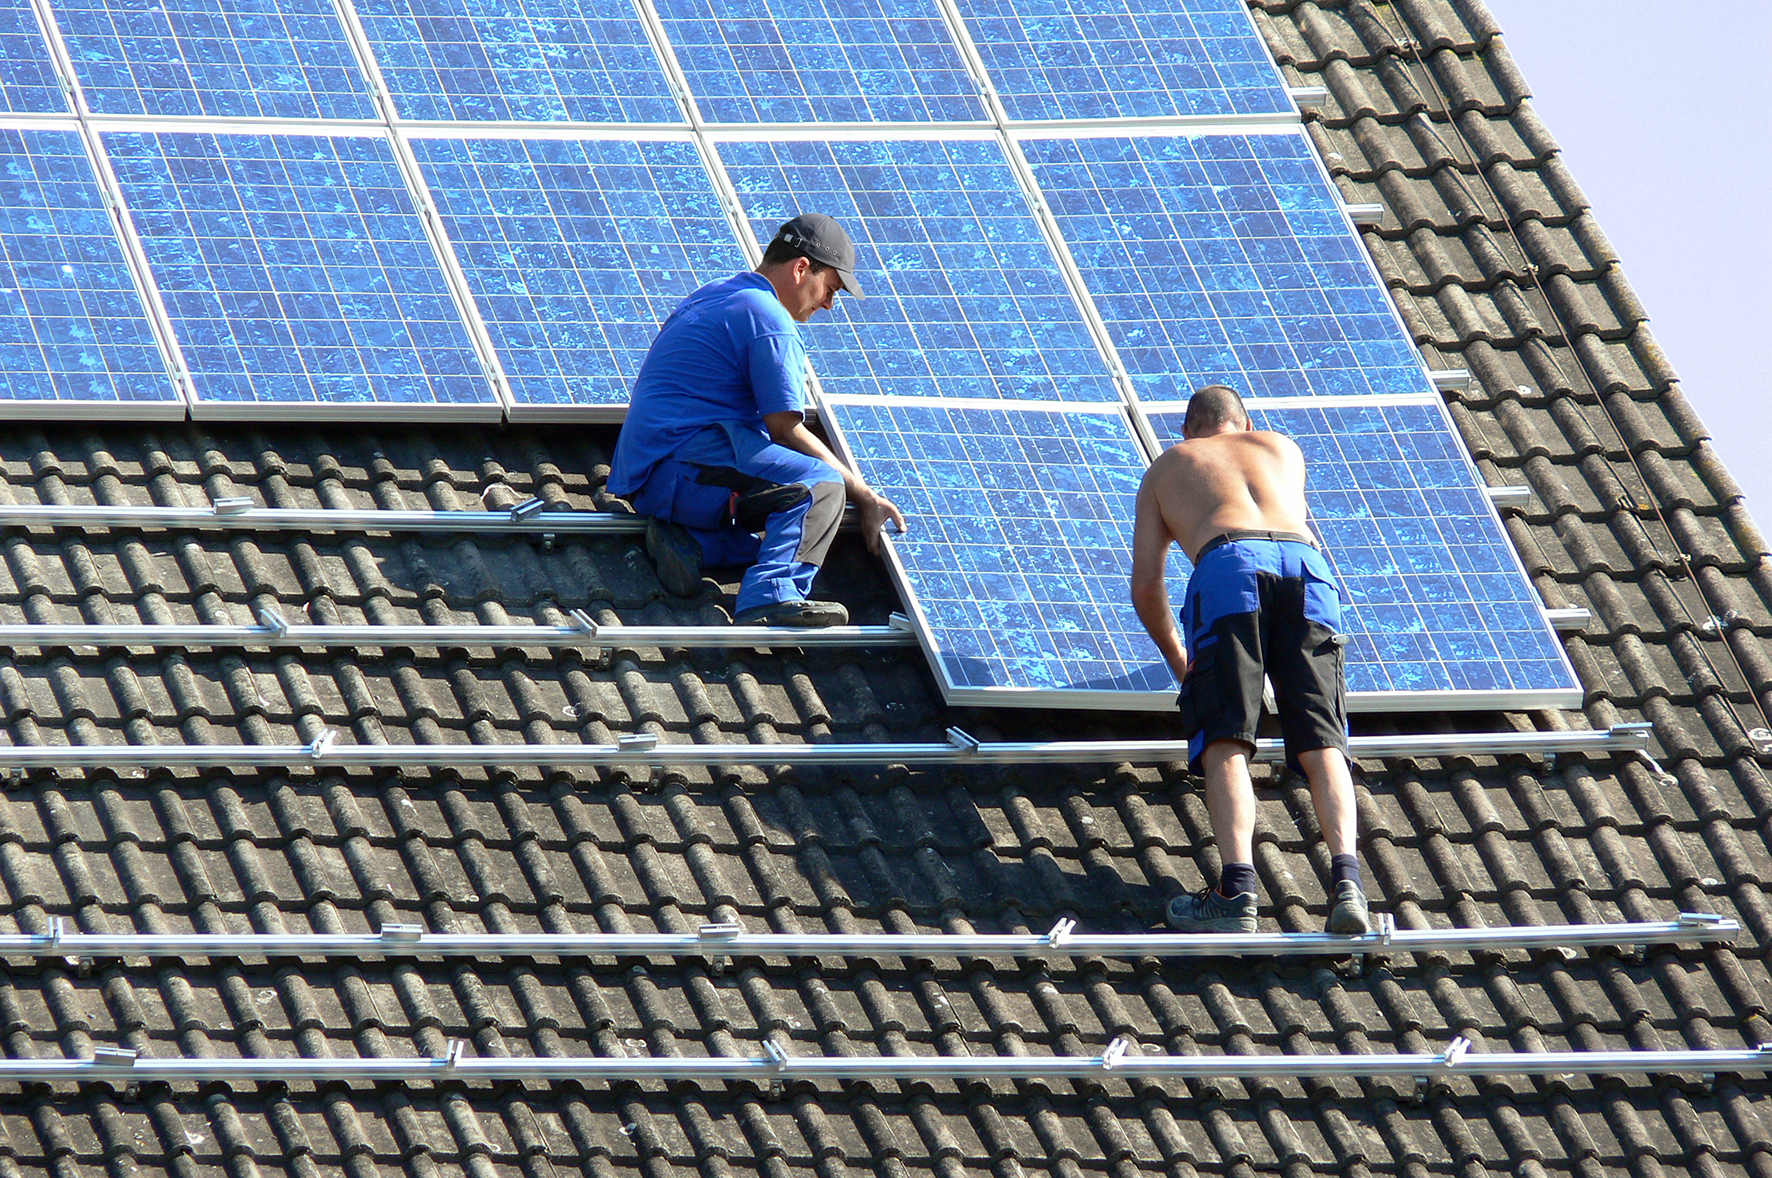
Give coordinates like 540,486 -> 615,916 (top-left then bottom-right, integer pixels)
1143,430 -> 1311,562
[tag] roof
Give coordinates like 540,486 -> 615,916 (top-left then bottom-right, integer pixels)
0,0 -> 1765,1173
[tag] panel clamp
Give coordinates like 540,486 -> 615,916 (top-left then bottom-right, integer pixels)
45,915 -> 65,947
307,728 -> 337,760
212,497 -> 254,515
1440,1036 -> 1472,1068
697,922 -> 743,940
510,497 -> 547,521
617,733 -> 658,751
887,612 -> 915,632
946,727 -> 981,754
1045,918 -> 1077,949
568,608 -> 599,636
92,1047 -> 138,1068
1100,1037 -> 1131,1070
378,923 -> 424,943
1375,911 -> 1396,948
258,606 -> 290,637
764,1039 -> 790,1071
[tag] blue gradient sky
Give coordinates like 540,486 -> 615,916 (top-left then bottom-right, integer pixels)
1482,1 -> 1771,520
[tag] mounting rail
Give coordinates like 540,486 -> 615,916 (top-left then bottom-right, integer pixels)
0,724 -> 1652,771
0,618 -> 920,651
14,914 -> 1735,962
19,1040 -> 1772,1084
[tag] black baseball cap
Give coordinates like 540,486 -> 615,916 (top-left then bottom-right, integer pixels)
771,212 -> 866,300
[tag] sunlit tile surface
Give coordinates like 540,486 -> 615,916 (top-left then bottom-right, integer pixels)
654,0 -> 984,124
1024,132 -> 1429,400
955,0 -> 1288,121
56,0 -> 375,118
0,130 -> 173,406
413,136 -> 744,409
719,137 -> 1118,402
830,399 -> 1177,694
105,131 -> 491,411
354,0 -> 677,122
1145,401 -> 1578,697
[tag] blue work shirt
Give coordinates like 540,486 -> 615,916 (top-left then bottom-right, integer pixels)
609,271 -> 808,496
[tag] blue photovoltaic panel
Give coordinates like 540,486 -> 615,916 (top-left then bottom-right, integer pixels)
0,130 -> 175,407
719,138 -> 1119,402
0,1 -> 66,112
411,136 -> 745,410
1145,402 -> 1579,699
653,0 -> 984,124
354,0 -> 678,123
1024,133 -> 1430,401
104,131 -> 492,412
828,400 -> 1176,695
955,0 -> 1289,122
55,0 -> 374,119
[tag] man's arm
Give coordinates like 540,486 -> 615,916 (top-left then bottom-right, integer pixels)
763,410 -> 906,555
1130,472 -> 1190,683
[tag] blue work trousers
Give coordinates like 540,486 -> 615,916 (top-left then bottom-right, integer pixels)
628,423 -> 845,615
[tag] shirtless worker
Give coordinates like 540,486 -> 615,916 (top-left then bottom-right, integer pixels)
1130,384 -> 1369,935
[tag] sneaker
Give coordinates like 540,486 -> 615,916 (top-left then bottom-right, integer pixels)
1326,880 -> 1371,935
645,518 -> 704,597
733,599 -> 850,628
1166,887 -> 1258,934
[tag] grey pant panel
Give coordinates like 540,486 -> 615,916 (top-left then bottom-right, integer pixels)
795,480 -> 845,566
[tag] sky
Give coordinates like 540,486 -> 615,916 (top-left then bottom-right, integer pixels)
1480,1 -> 1772,520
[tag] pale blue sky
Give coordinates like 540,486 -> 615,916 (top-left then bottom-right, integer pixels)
1481,1 -> 1771,520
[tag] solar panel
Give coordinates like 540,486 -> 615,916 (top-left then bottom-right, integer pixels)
0,1 -> 66,113
652,0 -> 985,124
717,137 -> 1119,402
1142,401 -> 1580,703
54,0 -> 375,119
353,0 -> 678,123
104,130 -> 495,418
410,135 -> 745,416
827,398 -> 1176,700
0,129 -> 178,413
954,0 -> 1290,122
1022,132 -> 1430,402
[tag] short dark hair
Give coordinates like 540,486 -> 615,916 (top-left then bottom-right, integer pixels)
1183,384 -> 1248,436
761,235 -> 832,272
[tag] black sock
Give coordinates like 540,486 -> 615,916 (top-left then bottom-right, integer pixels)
1219,862 -> 1257,897
1331,853 -> 1361,889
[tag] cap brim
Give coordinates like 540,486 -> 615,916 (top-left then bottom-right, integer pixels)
836,266 -> 866,300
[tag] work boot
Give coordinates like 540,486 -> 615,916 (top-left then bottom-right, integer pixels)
734,599 -> 849,627
1166,887 -> 1258,933
645,518 -> 704,597
1326,880 -> 1371,935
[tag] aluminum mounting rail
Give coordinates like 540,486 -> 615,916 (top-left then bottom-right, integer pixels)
0,610 -> 921,651
0,498 -> 858,536
16,913 -> 1736,961
23,1039 -> 1772,1084
0,724 -> 1653,771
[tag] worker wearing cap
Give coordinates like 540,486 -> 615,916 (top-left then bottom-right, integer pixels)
609,213 -> 904,627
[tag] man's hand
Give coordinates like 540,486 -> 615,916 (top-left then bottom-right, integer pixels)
855,487 -> 906,555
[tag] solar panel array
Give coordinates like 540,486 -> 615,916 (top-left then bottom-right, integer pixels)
0,0 -> 1580,711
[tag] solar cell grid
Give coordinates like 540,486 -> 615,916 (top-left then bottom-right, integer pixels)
653,0 -> 984,124
54,0 -> 375,119
955,0 -> 1289,122
0,1 -> 66,113
412,136 -> 745,412
1023,132 -> 1429,402
105,131 -> 492,413
718,137 -> 1119,402
0,129 -> 175,408
1143,402 -> 1578,698
830,399 -> 1175,696
353,0 -> 678,123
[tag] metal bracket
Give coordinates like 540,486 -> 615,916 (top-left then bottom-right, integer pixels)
1046,918 -> 1076,949
212,497 -> 253,515
763,1039 -> 790,1071
697,922 -> 743,940
887,612 -> 914,632
46,916 -> 65,946
1100,1037 -> 1130,1070
92,1047 -> 137,1067
1636,750 -> 1678,787
1442,1036 -> 1472,1068
617,733 -> 658,751
946,727 -> 981,754
568,608 -> 599,636
307,728 -> 337,760
379,923 -> 423,943
1678,912 -> 1728,928
1375,911 -> 1396,948
442,1039 -> 466,1069
257,606 -> 290,637
1287,84 -> 1328,104
1344,202 -> 1384,226
509,497 -> 546,521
